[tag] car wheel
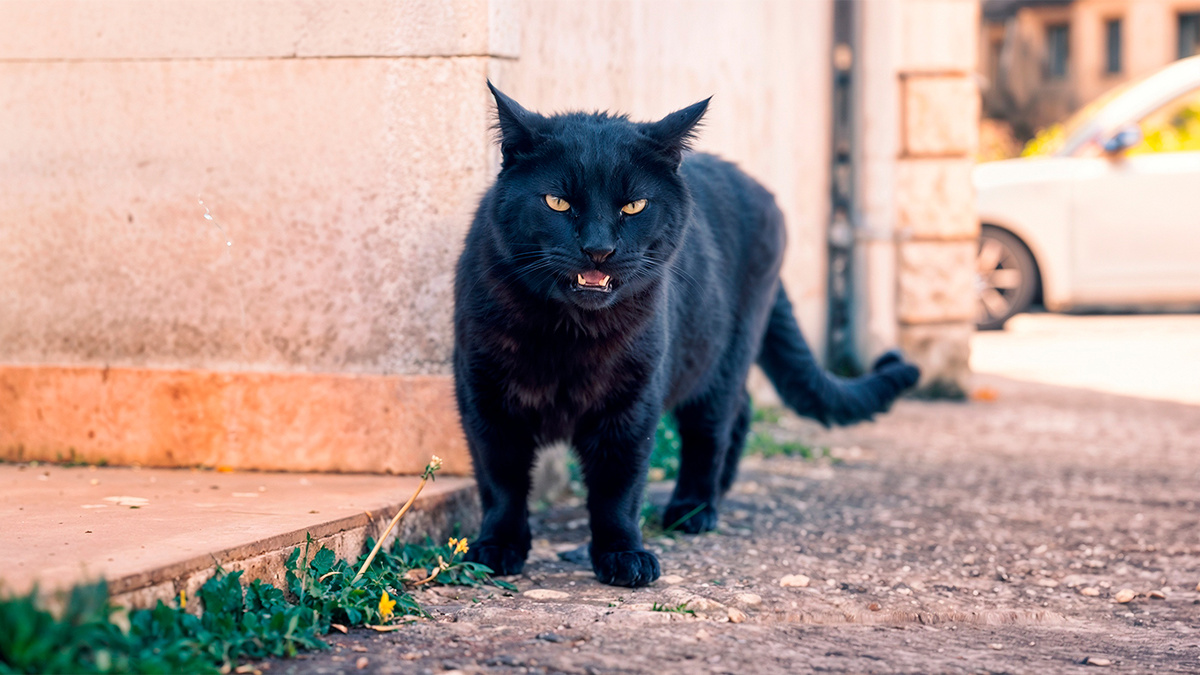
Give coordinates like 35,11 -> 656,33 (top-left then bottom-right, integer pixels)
975,225 -> 1038,330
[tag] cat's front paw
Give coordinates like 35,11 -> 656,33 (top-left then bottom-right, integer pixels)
591,548 -> 661,587
465,543 -> 528,576
663,500 -> 719,534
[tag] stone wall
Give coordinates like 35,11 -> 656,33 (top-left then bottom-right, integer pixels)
0,0 -> 510,472
856,0 -> 980,397
0,0 -> 839,471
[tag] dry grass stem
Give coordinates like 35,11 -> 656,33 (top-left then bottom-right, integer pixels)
351,456 -> 442,585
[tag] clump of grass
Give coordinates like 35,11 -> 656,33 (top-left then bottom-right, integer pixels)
744,431 -> 816,459
650,602 -> 695,616
751,406 -> 783,425
648,416 -> 682,481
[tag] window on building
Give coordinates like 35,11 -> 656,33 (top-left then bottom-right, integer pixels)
1181,13 -> 1200,59
1046,24 -> 1069,79
1105,19 -> 1122,74
988,36 -> 1004,85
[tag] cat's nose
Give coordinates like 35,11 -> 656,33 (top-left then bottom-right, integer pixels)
583,247 -> 614,264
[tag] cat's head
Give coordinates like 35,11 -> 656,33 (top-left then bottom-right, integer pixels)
485,82 -> 708,311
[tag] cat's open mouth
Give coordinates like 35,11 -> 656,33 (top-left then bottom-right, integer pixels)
574,270 -> 612,293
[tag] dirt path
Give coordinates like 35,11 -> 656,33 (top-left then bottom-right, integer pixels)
268,375 -> 1200,674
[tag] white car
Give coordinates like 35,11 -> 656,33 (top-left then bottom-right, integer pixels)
974,55 -> 1200,330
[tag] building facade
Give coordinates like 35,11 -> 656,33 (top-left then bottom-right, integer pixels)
982,0 -> 1200,135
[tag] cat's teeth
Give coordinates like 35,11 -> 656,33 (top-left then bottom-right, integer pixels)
577,274 -> 587,285
600,275 -> 610,286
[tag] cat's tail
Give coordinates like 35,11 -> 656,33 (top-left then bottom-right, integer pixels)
757,284 -> 920,427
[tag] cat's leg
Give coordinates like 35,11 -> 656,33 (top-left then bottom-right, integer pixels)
663,392 -> 741,534
718,390 -> 752,496
574,409 -> 661,587
458,394 -> 538,576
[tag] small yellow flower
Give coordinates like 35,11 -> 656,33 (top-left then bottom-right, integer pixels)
454,537 -> 469,555
179,589 -> 187,609
378,590 -> 396,622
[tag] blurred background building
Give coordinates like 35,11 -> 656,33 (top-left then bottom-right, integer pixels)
1,0 -> 980,473
981,0 -> 1200,138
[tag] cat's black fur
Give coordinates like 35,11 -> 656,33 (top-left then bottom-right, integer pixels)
454,84 -> 920,587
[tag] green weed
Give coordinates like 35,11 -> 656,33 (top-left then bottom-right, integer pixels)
650,602 -> 695,616
744,431 -> 816,459
0,533 -> 511,674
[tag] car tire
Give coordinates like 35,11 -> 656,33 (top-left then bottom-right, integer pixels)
975,225 -> 1038,331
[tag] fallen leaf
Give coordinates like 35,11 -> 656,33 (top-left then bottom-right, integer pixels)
1085,657 -> 1112,666
1114,589 -> 1136,604
1147,590 -> 1166,600
780,574 -> 810,588
970,387 -> 999,402
366,624 -> 406,632
403,568 -> 429,583
868,603 -> 882,612
726,607 -> 747,623
330,623 -> 348,634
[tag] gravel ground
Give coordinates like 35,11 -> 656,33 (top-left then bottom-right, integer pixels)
267,374 -> 1200,674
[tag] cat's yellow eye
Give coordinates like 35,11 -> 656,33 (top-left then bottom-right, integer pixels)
545,195 -> 571,212
621,199 -> 647,215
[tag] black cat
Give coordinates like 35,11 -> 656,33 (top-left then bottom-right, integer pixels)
455,84 -> 919,588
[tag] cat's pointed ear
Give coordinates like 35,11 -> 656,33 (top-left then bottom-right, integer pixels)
488,81 -> 543,164
643,97 -> 711,168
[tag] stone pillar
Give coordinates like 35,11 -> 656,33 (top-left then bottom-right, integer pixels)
855,0 -> 980,397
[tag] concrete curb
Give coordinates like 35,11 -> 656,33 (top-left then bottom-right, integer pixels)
2,466 -> 479,608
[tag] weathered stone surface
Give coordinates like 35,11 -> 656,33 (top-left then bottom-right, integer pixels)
903,75 -> 980,156
900,0 -> 980,73
0,57 -> 492,375
898,322 -> 972,396
897,241 -> 976,324
895,158 -> 979,240
0,0 -> 510,59
0,366 -> 470,475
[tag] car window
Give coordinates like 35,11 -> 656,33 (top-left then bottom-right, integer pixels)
1130,86 -> 1200,154
1021,79 -> 1138,157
